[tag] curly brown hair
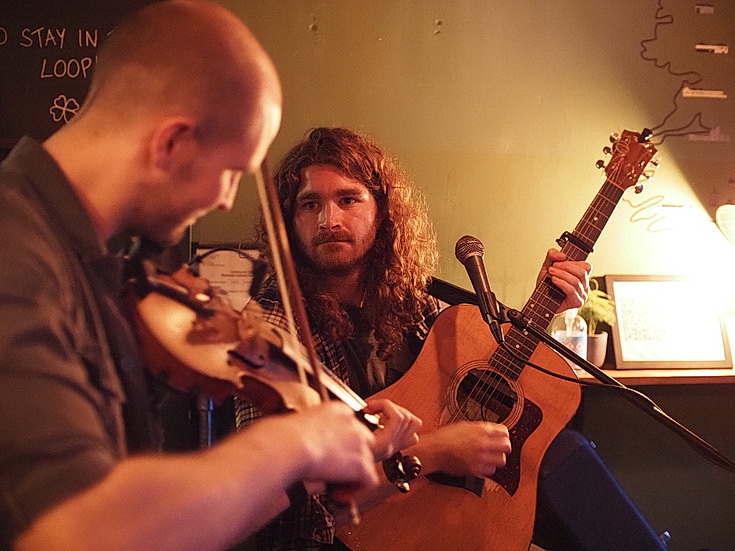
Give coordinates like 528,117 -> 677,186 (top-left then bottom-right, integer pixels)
261,127 -> 438,361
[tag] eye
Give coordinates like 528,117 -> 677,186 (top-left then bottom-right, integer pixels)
341,196 -> 357,206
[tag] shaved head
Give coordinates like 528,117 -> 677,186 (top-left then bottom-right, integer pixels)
78,0 -> 281,149
43,0 -> 282,242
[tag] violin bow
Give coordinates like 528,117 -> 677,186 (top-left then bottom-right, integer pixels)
254,157 -> 366,524
254,158 -> 329,400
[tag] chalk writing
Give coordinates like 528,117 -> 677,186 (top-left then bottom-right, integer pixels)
40,57 -> 94,79
1,1 -> 152,142
20,27 -> 67,49
78,29 -> 98,48
49,95 -> 80,123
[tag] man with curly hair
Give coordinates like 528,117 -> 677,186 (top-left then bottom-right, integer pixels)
236,126 -> 593,550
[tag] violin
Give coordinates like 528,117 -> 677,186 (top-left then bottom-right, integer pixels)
124,237 -> 421,493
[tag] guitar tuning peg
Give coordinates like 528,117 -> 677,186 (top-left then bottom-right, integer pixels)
602,146 -> 612,156
609,132 -> 619,143
595,159 -> 606,169
635,183 -> 644,194
642,170 -> 655,180
650,159 -> 661,168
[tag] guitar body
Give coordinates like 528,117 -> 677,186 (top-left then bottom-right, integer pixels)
340,304 -> 581,551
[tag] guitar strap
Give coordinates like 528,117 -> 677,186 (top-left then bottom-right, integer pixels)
428,277 -> 478,306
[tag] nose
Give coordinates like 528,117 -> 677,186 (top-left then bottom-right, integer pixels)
318,200 -> 341,229
218,181 -> 239,211
218,170 -> 242,211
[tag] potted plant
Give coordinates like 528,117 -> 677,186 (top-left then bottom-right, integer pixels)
578,281 -> 616,367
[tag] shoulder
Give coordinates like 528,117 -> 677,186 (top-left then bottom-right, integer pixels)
0,170 -> 71,309
408,292 -> 445,341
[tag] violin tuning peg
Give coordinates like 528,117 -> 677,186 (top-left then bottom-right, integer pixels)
595,159 -> 606,169
402,455 -> 423,479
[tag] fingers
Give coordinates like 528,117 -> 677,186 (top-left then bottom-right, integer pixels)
542,248 -> 591,311
475,423 -> 512,477
364,398 -> 422,461
421,421 -> 511,478
297,402 -> 379,489
543,248 -> 567,267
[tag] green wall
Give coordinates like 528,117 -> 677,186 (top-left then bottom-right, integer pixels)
202,0 -> 735,310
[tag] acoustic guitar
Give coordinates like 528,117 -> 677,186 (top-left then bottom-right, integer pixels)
339,130 -> 657,551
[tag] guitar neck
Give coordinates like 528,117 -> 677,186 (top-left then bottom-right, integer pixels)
497,179 -> 625,378
529,178 -> 624,321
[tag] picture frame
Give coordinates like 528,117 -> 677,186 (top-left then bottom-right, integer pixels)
604,274 -> 732,370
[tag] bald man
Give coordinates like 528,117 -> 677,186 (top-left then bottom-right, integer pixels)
0,2 -> 419,550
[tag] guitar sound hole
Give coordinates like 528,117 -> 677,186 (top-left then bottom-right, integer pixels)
456,369 -> 517,423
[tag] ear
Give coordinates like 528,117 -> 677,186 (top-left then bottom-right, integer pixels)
149,118 -> 198,172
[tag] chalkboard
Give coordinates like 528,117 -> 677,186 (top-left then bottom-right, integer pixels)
0,0 -> 156,154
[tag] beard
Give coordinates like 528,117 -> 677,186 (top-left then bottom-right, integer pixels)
298,228 -> 376,276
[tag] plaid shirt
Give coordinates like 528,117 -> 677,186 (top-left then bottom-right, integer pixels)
234,277 -> 443,550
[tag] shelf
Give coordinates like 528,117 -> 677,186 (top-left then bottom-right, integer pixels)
578,367 -> 735,386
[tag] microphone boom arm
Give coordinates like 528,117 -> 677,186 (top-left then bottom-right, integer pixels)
500,303 -> 735,475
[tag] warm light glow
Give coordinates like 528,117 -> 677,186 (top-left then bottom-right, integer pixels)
716,204 -> 735,247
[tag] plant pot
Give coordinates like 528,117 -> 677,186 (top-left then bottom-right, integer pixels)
587,332 -> 608,367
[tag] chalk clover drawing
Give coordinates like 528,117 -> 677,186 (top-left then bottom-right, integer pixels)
49,95 -> 80,123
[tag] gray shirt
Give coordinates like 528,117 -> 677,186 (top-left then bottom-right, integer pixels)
0,138 -> 155,547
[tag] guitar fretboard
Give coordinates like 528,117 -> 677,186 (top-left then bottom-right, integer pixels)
493,179 -> 625,381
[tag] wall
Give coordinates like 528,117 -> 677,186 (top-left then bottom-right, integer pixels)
206,0 -> 735,312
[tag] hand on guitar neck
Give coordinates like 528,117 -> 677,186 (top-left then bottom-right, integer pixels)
536,249 -> 591,313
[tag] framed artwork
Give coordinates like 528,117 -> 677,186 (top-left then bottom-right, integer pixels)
604,275 -> 732,370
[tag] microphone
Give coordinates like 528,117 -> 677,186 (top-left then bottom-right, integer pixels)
454,235 -> 505,344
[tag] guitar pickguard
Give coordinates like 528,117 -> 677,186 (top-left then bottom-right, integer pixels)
491,398 -> 542,495
432,363 -> 543,497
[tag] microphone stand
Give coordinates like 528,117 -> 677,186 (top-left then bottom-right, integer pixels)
494,303 -> 735,475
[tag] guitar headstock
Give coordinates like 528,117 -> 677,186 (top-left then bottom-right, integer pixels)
599,129 -> 658,193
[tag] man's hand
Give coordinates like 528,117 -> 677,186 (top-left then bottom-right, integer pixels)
408,421 -> 511,478
286,402 -> 379,488
536,249 -> 591,312
364,398 -> 422,461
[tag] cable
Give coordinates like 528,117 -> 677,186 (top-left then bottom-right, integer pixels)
639,0 -> 712,143
497,340 -> 735,474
